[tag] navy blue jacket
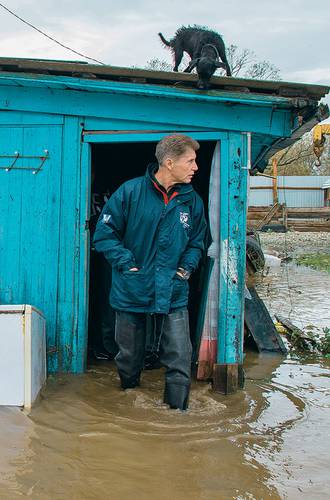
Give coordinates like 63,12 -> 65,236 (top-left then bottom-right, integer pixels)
93,165 -> 207,313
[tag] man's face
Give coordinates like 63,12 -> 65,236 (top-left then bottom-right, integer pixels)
168,147 -> 198,184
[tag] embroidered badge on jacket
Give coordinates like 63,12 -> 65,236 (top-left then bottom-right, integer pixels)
180,211 -> 190,229
102,214 -> 111,223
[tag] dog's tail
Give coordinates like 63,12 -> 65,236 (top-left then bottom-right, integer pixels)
158,32 -> 171,47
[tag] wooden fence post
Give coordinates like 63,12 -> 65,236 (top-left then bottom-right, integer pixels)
272,158 -> 278,204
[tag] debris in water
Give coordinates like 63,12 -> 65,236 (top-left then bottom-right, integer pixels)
275,314 -> 330,355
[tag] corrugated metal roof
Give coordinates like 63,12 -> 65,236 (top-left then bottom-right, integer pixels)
0,57 -> 328,100
322,178 -> 330,189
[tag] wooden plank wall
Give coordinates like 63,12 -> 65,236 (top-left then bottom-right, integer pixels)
248,205 -> 330,231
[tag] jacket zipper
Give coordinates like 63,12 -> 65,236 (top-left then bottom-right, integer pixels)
152,180 -> 179,205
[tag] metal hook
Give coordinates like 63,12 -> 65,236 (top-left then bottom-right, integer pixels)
5,152 -> 20,172
32,150 -> 49,175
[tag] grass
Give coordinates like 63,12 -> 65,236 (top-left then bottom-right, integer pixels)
319,328 -> 330,356
295,253 -> 330,274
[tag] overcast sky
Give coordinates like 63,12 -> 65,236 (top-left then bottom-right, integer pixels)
1,1 -> 329,106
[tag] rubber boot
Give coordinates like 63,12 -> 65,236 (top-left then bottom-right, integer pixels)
163,382 -> 190,410
119,375 -> 140,390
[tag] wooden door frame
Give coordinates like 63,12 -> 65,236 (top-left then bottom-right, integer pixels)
79,130 -> 249,393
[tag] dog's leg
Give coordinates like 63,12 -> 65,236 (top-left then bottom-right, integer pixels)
222,55 -> 232,77
173,46 -> 184,72
225,62 -> 232,77
183,59 -> 198,73
184,44 -> 202,73
218,50 -> 232,77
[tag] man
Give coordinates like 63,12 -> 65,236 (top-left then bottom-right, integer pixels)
93,134 -> 207,410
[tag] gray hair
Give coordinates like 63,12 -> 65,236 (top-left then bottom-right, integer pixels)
155,134 -> 200,165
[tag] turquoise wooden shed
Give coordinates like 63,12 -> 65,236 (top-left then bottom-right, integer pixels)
0,58 -> 328,393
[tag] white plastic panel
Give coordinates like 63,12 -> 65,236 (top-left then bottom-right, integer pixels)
0,311 -> 25,405
0,305 -> 46,408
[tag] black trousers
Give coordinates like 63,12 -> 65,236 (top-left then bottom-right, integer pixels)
114,309 -> 192,405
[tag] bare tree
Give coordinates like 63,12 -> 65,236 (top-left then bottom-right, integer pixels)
145,58 -> 173,72
145,45 -> 281,81
218,44 -> 281,80
225,45 -> 254,76
244,61 -> 281,80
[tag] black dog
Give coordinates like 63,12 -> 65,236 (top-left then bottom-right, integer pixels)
158,25 -> 231,89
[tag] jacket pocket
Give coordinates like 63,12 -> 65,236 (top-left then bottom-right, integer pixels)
171,275 -> 189,304
115,269 -> 151,306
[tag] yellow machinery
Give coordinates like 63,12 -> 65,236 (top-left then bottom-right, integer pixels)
313,123 -> 330,165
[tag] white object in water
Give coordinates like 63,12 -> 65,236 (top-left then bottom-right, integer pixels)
0,305 -> 46,409
264,253 -> 282,268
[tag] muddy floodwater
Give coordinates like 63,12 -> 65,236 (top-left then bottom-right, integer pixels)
1,262 -> 330,500
256,258 -> 330,333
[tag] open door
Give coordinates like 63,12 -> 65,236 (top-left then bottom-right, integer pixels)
81,131 -> 227,369
196,142 -> 221,379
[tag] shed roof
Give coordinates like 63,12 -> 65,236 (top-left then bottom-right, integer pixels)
0,57 -> 328,172
0,57 -> 328,102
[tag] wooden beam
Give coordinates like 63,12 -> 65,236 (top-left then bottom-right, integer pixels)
272,158 -> 278,203
282,204 -> 288,230
289,225 -> 330,232
249,206 -> 330,213
256,202 -> 281,230
248,207 -> 330,219
213,363 -> 243,394
250,186 -> 323,191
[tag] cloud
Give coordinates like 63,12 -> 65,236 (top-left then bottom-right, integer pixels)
0,0 -> 329,91
283,68 -> 330,85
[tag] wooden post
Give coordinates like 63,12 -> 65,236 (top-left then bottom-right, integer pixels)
272,158 -> 278,204
282,203 -> 288,230
213,132 -> 247,394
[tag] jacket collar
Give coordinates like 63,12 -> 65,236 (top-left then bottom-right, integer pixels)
145,163 -> 193,196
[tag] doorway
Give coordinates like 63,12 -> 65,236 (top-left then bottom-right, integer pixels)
87,140 -> 216,363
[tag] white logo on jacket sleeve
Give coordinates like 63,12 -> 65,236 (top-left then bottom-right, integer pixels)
180,212 -> 190,229
102,214 -> 111,223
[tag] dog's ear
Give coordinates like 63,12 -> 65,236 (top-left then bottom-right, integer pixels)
215,61 -> 226,69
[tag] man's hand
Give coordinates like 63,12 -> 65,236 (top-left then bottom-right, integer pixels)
129,267 -> 139,272
176,267 -> 190,280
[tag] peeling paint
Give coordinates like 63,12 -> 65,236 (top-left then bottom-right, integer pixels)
221,238 -> 239,287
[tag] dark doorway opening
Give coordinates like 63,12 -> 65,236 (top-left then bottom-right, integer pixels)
88,140 -> 216,364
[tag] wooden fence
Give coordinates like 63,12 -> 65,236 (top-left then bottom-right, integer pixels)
248,204 -> 330,232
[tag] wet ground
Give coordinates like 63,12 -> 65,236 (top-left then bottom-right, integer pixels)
1,258 -> 330,499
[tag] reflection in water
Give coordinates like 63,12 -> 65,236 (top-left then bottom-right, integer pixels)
0,263 -> 329,500
256,262 -> 330,331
